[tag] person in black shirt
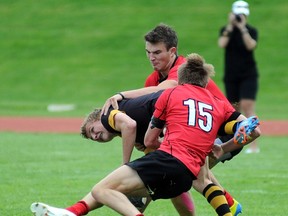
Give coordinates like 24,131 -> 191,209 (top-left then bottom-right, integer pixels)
218,0 -> 260,154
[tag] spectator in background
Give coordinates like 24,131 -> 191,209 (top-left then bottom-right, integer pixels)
218,0 -> 260,153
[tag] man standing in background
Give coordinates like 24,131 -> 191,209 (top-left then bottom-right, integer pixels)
218,0 -> 260,153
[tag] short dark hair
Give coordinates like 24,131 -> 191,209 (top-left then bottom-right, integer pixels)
144,23 -> 178,50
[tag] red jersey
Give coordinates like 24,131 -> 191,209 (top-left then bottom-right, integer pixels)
144,56 -> 186,87
206,79 -> 232,105
144,56 -> 233,109
153,84 -> 235,176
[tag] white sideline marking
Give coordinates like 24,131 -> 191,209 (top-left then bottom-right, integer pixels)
47,104 -> 75,112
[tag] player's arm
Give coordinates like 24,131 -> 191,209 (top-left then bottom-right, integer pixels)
213,116 -> 261,159
217,112 -> 244,136
218,13 -> 234,48
218,113 -> 261,140
101,79 -> 177,115
218,112 -> 261,144
213,126 -> 261,158
113,112 -> 137,164
123,79 -> 177,98
144,116 -> 165,150
234,15 -> 257,51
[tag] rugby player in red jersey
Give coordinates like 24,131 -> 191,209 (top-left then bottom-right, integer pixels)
30,53 -> 260,216
101,23 -> 245,215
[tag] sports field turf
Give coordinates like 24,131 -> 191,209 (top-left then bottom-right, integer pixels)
0,133 -> 287,215
0,0 -> 287,119
0,0 -> 287,215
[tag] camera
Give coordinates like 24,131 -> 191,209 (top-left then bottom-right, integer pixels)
235,14 -> 242,22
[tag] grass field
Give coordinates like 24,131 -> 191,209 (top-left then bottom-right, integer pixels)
0,0 -> 287,215
0,133 -> 287,215
0,0 -> 287,119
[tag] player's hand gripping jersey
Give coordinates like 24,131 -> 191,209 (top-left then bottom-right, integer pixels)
101,90 -> 163,146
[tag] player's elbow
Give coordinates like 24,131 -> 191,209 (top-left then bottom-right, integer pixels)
144,136 -> 154,148
246,40 -> 257,51
126,119 -> 137,132
144,135 -> 159,149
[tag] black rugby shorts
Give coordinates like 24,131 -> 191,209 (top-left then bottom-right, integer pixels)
127,150 -> 196,200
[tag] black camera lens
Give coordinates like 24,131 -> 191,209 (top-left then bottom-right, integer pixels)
235,15 -> 242,22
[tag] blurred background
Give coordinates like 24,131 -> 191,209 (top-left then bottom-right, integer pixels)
1,1 -> 288,215
0,0 -> 287,119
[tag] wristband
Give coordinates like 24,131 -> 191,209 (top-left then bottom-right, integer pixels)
117,92 -> 125,100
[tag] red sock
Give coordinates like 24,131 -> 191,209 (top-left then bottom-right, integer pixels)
224,190 -> 234,207
66,200 -> 89,216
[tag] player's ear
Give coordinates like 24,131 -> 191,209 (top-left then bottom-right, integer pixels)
169,47 -> 177,56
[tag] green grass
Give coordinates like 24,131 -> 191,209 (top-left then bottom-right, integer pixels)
0,132 -> 287,215
0,1 -> 287,215
0,0 -> 287,119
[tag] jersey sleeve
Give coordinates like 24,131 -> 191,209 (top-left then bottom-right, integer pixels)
144,71 -> 159,87
217,111 -> 241,136
224,101 -> 237,122
152,89 -> 170,121
250,27 -> 258,41
101,109 -> 123,133
219,26 -> 226,36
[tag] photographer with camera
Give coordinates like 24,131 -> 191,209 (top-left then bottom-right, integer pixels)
218,1 -> 260,154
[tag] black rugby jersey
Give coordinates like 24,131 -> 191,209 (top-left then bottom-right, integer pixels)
101,90 -> 164,145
